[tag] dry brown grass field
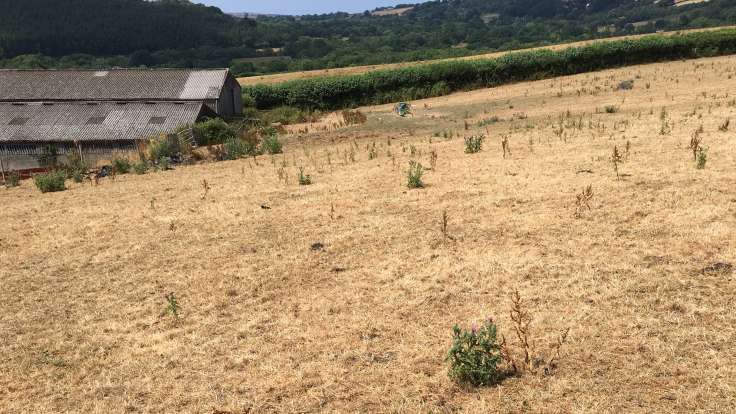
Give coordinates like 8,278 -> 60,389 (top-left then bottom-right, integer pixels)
237,26 -> 736,86
2,55 -> 736,413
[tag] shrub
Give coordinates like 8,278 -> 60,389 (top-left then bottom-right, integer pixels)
341,110 -> 368,125
223,137 -> 260,160
260,106 -> 316,125
478,116 -> 500,127
133,161 -> 149,175
112,156 -> 131,174
149,137 -> 174,161
407,161 -> 424,188
4,171 -> 20,188
63,152 -> 87,180
617,80 -> 634,90
34,171 -> 66,193
464,135 -> 485,154
261,134 -> 283,154
71,170 -> 84,183
157,158 -> 171,171
298,167 -> 312,185
604,105 -> 618,114
447,319 -> 503,386
696,147 -> 708,169
193,118 -> 236,145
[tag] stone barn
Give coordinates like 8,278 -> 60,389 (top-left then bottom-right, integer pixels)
0,69 -> 242,172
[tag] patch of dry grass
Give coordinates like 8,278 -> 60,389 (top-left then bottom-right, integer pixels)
2,55 -> 736,413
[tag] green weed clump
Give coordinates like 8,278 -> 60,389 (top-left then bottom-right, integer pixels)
260,106 -> 319,125
447,319 -> 503,386
34,171 -> 66,193
478,116 -> 500,127
604,105 -> 618,114
261,134 -> 283,154
696,147 -> 708,169
149,137 -> 174,161
464,135 -> 485,154
133,161 -> 149,175
298,167 -> 312,185
223,137 -> 260,160
63,152 -> 87,182
407,161 -> 424,188
4,171 -> 20,188
617,80 -> 634,90
165,292 -> 180,318
193,118 -> 236,145
112,156 -> 131,174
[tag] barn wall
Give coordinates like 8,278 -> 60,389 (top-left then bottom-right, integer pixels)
0,141 -> 138,172
217,76 -> 243,117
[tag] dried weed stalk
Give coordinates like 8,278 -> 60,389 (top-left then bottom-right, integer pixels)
611,145 -> 623,180
501,290 -> 570,376
201,179 -> 211,200
574,185 -> 594,218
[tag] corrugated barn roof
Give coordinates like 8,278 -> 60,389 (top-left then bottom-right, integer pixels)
0,69 -> 229,102
0,102 -> 206,142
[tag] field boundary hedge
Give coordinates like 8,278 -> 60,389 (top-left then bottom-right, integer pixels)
244,29 -> 736,111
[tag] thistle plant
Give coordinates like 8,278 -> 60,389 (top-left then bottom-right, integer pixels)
447,318 -> 503,386
464,134 -> 485,154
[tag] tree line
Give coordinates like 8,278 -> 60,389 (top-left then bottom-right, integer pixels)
1,0 -> 735,75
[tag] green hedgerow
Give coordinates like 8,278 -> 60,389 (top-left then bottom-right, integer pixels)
244,29 -> 736,111
447,319 -> 503,386
34,171 -> 66,193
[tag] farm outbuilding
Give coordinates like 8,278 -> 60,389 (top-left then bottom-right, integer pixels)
0,68 -> 242,172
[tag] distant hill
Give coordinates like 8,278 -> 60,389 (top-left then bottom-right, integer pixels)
1,0 -> 734,75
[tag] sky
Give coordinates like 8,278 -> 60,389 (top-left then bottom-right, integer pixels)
195,0 -> 427,15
